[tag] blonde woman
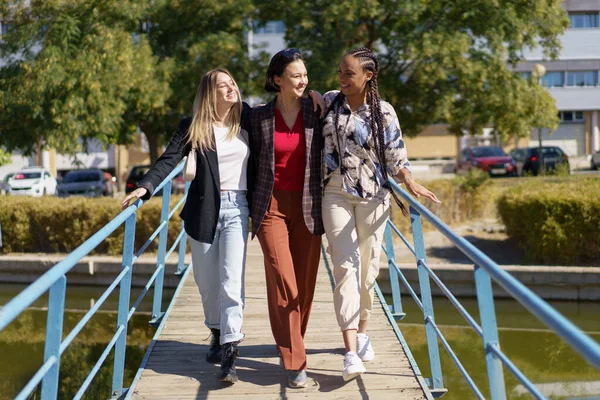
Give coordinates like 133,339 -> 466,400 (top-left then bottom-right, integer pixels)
122,68 -> 253,384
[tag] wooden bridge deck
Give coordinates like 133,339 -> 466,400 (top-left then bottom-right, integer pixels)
131,239 -> 428,399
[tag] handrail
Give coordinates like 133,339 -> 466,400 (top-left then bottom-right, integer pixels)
380,177 -> 600,399
0,160 -> 190,400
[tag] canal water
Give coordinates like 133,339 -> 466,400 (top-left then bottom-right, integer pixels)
1,285 -> 599,399
0,284 -> 176,400
393,295 -> 600,400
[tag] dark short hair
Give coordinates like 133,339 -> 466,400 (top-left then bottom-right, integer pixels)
264,48 -> 303,93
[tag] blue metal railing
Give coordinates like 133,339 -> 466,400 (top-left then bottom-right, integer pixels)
378,178 -> 600,399
0,160 -> 190,400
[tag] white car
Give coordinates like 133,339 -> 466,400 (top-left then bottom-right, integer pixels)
8,167 -> 58,196
592,151 -> 600,170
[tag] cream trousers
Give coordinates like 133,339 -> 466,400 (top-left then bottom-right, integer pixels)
322,171 -> 390,331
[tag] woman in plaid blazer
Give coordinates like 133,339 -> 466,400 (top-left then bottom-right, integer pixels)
250,48 -> 324,389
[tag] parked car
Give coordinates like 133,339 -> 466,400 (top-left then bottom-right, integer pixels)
56,169 -> 112,197
509,146 -> 570,176
8,167 -> 57,196
125,164 -> 185,195
0,172 -> 14,195
125,165 -> 151,194
591,150 -> 600,170
456,146 -> 517,177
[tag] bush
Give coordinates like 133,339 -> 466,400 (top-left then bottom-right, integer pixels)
497,177 -> 600,265
390,172 -> 495,233
0,195 -> 185,255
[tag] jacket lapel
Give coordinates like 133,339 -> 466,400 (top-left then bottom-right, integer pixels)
301,97 -> 314,167
206,130 -> 220,189
264,99 -> 277,174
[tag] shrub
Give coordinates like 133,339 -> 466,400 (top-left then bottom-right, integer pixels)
497,177 -> 600,265
390,173 -> 495,233
0,195 -> 185,255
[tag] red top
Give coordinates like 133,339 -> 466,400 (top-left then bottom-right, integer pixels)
273,108 -> 305,191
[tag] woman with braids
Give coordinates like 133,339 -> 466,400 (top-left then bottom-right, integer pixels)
320,47 -> 440,381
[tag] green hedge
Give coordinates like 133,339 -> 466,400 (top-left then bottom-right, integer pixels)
390,169 -> 494,232
497,177 -> 600,265
0,195 -> 184,255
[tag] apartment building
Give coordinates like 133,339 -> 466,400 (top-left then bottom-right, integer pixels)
514,1 -> 600,156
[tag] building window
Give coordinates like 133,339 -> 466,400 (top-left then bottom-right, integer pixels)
566,71 -> 598,87
0,21 -> 12,37
518,71 -> 532,79
559,111 -> 585,122
253,20 -> 285,35
541,71 -> 564,87
569,12 -> 600,28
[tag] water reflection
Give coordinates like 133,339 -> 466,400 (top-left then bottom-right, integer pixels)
0,284 -> 176,400
394,296 -> 600,399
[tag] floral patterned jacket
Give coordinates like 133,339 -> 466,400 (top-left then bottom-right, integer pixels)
322,90 -> 411,201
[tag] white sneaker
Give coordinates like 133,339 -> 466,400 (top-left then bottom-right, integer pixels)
357,333 -> 375,361
343,351 -> 366,381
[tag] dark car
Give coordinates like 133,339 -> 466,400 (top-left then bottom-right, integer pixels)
126,165 -> 185,195
57,169 -> 112,197
509,146 -> 570,176
456,146 -> 517,177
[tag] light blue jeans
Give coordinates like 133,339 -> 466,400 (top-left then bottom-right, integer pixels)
190,190 -> 249,345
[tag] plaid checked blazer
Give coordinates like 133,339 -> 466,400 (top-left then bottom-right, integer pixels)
250,96 -> 324,238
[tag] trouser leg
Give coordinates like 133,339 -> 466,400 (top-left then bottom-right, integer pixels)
287,192 -> 322,338
355,196 -> 390,323
218,192 -> 250,344
257,191 -> 307,371
322,180 -> 361,331
190,235 -> 221,330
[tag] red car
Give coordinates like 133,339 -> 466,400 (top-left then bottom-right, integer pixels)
456,146 -> 517,176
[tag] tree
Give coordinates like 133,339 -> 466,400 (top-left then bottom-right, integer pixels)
0,149 -> 10,166
136,0 -> 266,162
0,0 -> 168,157
255,0 -> 567,141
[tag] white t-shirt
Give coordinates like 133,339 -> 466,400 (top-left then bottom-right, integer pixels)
213,125 -> 249,190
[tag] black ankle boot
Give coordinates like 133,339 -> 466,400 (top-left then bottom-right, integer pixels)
206,328 -> 221,363
219,341 -> 240,383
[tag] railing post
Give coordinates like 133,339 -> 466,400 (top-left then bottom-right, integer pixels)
384,222 -> 405,319
41,275 -> 66,400
151,181 -> 172,324
410,205 -> 445,395
176,181 -> 190,275
474,264 -> 507,400
111,212 -> 136,398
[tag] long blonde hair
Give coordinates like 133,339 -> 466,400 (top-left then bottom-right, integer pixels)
187,68 -> 242,153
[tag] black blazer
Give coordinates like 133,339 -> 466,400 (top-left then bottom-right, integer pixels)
137,103 -> 253,244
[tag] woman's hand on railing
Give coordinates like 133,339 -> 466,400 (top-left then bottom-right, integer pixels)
396,168 -> 441,204
121,188 -> 148,210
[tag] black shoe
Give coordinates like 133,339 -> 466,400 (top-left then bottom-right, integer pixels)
206,329 -> 221,363
219,341 -> 240,383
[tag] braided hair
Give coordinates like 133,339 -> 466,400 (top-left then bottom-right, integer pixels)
329,47 -> 408,216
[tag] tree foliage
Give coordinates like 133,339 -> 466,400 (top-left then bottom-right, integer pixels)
255,0 -> 567,139
0,0 -> 167,155
0,0 -> 265,162
0,0 -> 568,160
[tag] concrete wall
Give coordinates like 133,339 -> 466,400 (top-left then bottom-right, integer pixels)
377,263 -> 600,301
404,125 -> 460,159
0,254 -> 189,288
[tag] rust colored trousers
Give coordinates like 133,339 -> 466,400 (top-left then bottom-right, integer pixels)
257,190 -> 322,371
